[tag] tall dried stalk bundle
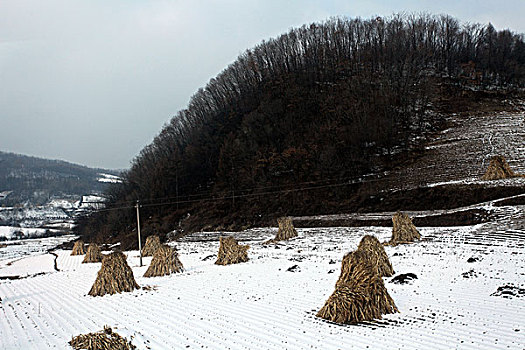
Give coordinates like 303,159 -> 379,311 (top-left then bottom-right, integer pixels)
357,235 -> 394,277
386,212 -> 421,246
82,243 -> 103,263
316,250 -> 398,324
141,235 -> 161,256
215,236 -> 250,265
88,252 -> 139,297
144,245 -> 184,277
481,155 -> 522,180
69,325 -> 136,350
71,240 -> 85,256
265,217 -> 298,244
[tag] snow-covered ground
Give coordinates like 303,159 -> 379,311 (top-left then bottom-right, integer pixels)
0,203 -> 523,349
0,235 -> 75,262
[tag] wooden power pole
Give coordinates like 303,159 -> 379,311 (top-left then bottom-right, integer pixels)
136,200 -> 143,267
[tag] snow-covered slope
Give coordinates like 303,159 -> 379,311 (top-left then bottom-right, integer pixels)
0,206 -> 69,229
368,110 -> 525,192
97,173 -> 122,183
0,203 -> 523,349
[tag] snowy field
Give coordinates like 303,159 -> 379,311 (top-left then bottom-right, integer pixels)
0,235 -> 74,263
0,202 -> 524,349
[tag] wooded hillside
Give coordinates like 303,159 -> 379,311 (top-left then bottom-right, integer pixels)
0,151 -> 118,205
75,14 -> 525,246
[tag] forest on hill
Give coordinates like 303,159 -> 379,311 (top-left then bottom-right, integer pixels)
0,151 -> 117,205
75,14 -> 525,247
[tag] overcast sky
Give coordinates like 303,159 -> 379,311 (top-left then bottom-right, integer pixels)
1,0 -> 524,169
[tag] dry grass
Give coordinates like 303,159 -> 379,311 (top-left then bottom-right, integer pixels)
82,243 -> 103,263
144,245 -> 184,277
215,236 -> 250,265
385,212 -> 421,246
141,235 -> 161,257
88,252 -> 139,297
265,217 -> 298,244
71,240 -> 85,256
69,325 -> 136,350
357,235 -> 394,277
481,155 -> 523,180
316,250 -> 398,324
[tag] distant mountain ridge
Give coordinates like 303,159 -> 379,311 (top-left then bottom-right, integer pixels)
0,151 -> 120,206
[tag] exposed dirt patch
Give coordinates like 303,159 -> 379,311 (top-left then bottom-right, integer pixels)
462,269 -> 478,278
491,285 -> 525,298
0,272 -> 47,280
390,273 -> 418,284
355,184 -> 524,212
494,195 -> 525,207
293,208 -> 489,228
287,264 -> 301,272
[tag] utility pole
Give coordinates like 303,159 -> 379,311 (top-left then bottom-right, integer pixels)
136,200 -> 143,267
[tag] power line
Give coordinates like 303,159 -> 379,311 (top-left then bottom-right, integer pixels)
90,129 -> 523,212
91,176 -> 375,213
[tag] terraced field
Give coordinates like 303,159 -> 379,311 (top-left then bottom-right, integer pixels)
0,197 -> 524,349
371,109 -> 525,191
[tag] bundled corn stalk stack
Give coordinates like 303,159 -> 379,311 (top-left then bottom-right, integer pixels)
71,240 -> 85,256
88,252 -> 139,296
481,155 -> 523,180
385,212 -> 421,246
215,236 -> 250,265
144,244 -> 184,277
357,235 -> 394,277
264,217 -> 298,244
141,235 -> 161,256
82,243 -> 103,263
316,250 -> 398,324
69,325 -> 136,350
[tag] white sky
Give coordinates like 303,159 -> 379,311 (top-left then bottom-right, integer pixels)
1,0 -> 523,169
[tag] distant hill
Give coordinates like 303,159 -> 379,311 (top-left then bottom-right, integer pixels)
0,151 -> 120,206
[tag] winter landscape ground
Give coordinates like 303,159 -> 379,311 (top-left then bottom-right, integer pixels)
0,110 -> 525,349
1,106 -> 524,350
0,192 -> 524,349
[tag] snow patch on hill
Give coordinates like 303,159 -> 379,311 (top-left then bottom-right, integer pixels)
97,173 -> 122,183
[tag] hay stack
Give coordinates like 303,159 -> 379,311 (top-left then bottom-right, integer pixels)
71,240 -> 85,256
144,245 -> 184,277
357,235 -> 394,277
215,236 -> 250,265
265,217 -> 298,244
316,250 -> 398,324
88,252 -> 139,296
386,212 -> 421,246
481,155 -> 522,180
82,243 -> 103,263
69,325 -> 136,350
141,235 -> 161,256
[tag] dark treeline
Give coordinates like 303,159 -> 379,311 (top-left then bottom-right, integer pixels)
0,151 -> 117,205
76,14 -> 525,246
